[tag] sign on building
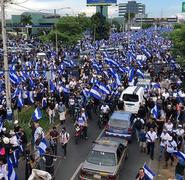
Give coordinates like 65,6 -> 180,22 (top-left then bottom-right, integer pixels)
87,0 -> 117,6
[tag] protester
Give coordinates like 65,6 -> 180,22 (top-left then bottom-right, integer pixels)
146,127 -> 158,160
59,127 -> 70,158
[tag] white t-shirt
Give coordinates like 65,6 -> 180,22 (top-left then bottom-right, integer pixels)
165,140 -> 177,153
175,128 -> 184,137
164,123 -> 173,132
146,131 -> 157,143
160,132 -> 170,147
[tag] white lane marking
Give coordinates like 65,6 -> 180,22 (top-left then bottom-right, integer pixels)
70,163 -> 83,180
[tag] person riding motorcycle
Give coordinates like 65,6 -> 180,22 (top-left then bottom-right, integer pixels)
75,108 -> 88,139
100,102 -> 110,122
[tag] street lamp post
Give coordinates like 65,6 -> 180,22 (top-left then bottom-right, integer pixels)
1,0 -> 12,118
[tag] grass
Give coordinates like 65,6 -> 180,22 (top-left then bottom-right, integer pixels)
5,106 -> 59,141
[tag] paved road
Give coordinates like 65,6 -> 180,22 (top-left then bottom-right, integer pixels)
16,111 -> 154,180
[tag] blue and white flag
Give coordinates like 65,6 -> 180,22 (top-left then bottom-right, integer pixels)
32,107 -> 42,122
151,104 -> 159,119
136,69 -> 144,79
82,88 -> 90,99
9,73 -> 20,85
7,158 -> 18,180
28,91 -> 34,104
38,138 -> 48,156
90,87 -> 102,100
128,68 -> 135,83
17,92 -> 24,108
151,82 -> 160,89
143,163 -> 155,180
0,119 -> 3,132
61,85 -> 70,94
173,151 -> 185,161
96,82 -> 110,95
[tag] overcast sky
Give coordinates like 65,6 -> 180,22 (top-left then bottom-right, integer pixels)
6,0 -> 184,18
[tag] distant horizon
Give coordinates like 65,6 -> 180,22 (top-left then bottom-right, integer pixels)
5,0 -> 185,19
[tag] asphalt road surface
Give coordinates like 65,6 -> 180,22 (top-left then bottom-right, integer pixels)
16,111 -> 153,180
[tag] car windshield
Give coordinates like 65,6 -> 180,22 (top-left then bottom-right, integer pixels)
109,119 -> 129,128
87,150 -> 116,166
123,94 -> 139,102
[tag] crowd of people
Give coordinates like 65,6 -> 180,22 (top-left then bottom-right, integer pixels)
0,26 -> 185,179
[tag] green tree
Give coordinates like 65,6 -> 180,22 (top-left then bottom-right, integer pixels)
20,14 -> 32,26
91,12 -> 110,40
170,24 -> 185,65
76,13 -> 91,31
46,16 -> 83,47
142,23 -> 153,29
20,14 -> 33,37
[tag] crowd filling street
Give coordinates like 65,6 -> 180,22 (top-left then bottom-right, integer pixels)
0,26 -> 185,180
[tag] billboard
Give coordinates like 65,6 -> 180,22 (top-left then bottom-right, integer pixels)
87,0 -> 117,6
182,2 -> 185,13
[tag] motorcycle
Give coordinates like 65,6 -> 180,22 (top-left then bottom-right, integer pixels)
98,112 -> 108,129
74,125 -> 84,144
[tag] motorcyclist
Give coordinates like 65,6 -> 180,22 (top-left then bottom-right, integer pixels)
75,108 -> 88,139
100,102 -> 110,122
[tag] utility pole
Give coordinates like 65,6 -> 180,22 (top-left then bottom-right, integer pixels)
54,9 -> 58,55
1,0 -> 12,118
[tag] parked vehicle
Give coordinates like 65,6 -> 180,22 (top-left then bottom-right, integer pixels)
105,111 -> 134,142
119,86 -> 145,114
80,137 -> 128,180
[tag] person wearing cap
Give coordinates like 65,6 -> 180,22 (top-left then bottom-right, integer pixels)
159,129 -> 170,161
164,136 -> 177,168
13,120 -> 20,133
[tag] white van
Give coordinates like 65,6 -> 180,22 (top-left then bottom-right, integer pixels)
119,86 -> 145,114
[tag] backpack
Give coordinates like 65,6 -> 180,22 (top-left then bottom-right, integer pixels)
134,118 -> 143,130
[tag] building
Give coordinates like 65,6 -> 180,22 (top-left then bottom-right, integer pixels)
8,12 -> 60,34
119,1 -> 145,17
96,6 -> 108,19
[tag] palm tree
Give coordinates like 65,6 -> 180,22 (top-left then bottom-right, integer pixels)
20,14 -> 33,38
20,14 -> 32,26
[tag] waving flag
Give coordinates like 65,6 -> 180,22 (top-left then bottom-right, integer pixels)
90,87 -> 102,100
108,68 -> 121,86
0,119 -> 3,132
32,107 -> 42,122
173,151 -> 185,161
151,82 -> 160,89
143,163 -> 155,180
12,88 -> 20,99
38,138 -> 48,156
128,68 -> 135,83
9,73 -> 20,85
82,88 -> 90,99
151,104 -> 159,119
96,82 -> 110,95
61,85 -> 70,94
136,69 -> 144,79
104,58 -> 119,67
17,92 -> 24,108
28,91 -> 34,104
7,158 -> 18,180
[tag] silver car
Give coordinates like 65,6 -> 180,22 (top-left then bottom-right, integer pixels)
80,137 -> 128,180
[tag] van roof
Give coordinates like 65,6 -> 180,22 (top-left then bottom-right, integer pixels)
123,86 -> 144,95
